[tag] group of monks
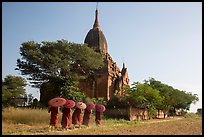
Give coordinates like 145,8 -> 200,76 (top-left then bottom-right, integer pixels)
48,100 -> 105,130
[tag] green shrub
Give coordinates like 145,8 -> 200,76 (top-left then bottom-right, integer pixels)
106,96 -> 129,109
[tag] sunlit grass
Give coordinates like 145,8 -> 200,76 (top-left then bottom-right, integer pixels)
2,107 -> 58,125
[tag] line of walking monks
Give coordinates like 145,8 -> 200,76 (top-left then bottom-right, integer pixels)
48,99 -> 105,130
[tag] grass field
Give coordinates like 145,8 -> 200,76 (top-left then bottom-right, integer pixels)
2,107 -> 202,135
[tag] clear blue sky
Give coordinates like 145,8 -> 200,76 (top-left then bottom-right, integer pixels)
2,2 -> 202,112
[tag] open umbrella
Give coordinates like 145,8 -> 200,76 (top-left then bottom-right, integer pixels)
48,97 -> 66,107
95,104 -> 106,113
76,102 -> 86,109
86,102 -> 95,111
64,100 -> 75,108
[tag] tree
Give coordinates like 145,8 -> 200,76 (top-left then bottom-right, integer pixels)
173,90 -> 199,112
107,82 -> 163,119
2,75 -> 27,107
129,82 -> 163,119
16,40 -> 104,106
147,77 -> 199,116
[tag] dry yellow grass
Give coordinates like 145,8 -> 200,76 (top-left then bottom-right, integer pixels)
2,107 -> 53,125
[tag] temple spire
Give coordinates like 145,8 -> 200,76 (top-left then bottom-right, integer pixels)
122,62 -> 125,69
93,3 -> 100,28
122,57 -> 125,69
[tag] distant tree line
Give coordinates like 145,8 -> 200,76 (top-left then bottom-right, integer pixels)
106,78 -> 199,118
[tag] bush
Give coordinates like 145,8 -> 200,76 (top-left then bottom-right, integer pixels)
106,96 -> 129,109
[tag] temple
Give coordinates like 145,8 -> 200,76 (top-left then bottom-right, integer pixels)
79,9 -> 130,100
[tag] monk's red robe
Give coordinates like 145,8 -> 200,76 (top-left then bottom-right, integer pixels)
61,107 -> 72,128
72,108 -> 82,126
82,109 -> 92,126
49,106 -> 59,128
95,111 -> 102,126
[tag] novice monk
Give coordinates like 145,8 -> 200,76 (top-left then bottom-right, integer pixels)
61,107 -> 72,130
82,102 -> 95,127
72,102 -> 86,128
95,104 -> 105,127
95,110 -> 103,126
48,106 -> 59,129
61,100 -> 75,130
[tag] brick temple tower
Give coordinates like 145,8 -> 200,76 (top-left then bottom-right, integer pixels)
79,8 -> 130,100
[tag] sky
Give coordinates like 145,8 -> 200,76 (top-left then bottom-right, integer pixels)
2,2 -> 202,112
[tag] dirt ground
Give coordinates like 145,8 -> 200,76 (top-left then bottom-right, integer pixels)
98,116 -> 202,135
53,116 -> 202,135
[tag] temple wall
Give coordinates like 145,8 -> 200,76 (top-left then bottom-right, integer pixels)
104,107 -> 167,121
96,75 -> 108,98
79,79 -> 93,98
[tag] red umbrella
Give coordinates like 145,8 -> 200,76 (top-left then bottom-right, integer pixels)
86,102 -> 95,111
95,104 -> 106,113
76,102 -> 86,109
64,100 -> 75,108
48,97 -> 66,107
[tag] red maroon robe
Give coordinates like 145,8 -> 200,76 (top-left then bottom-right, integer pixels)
82,109 -> 92,126
95,111 -> 102,126
72,107 -> 82,126
61,107 -> 72,128
48,106 -> 59,128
